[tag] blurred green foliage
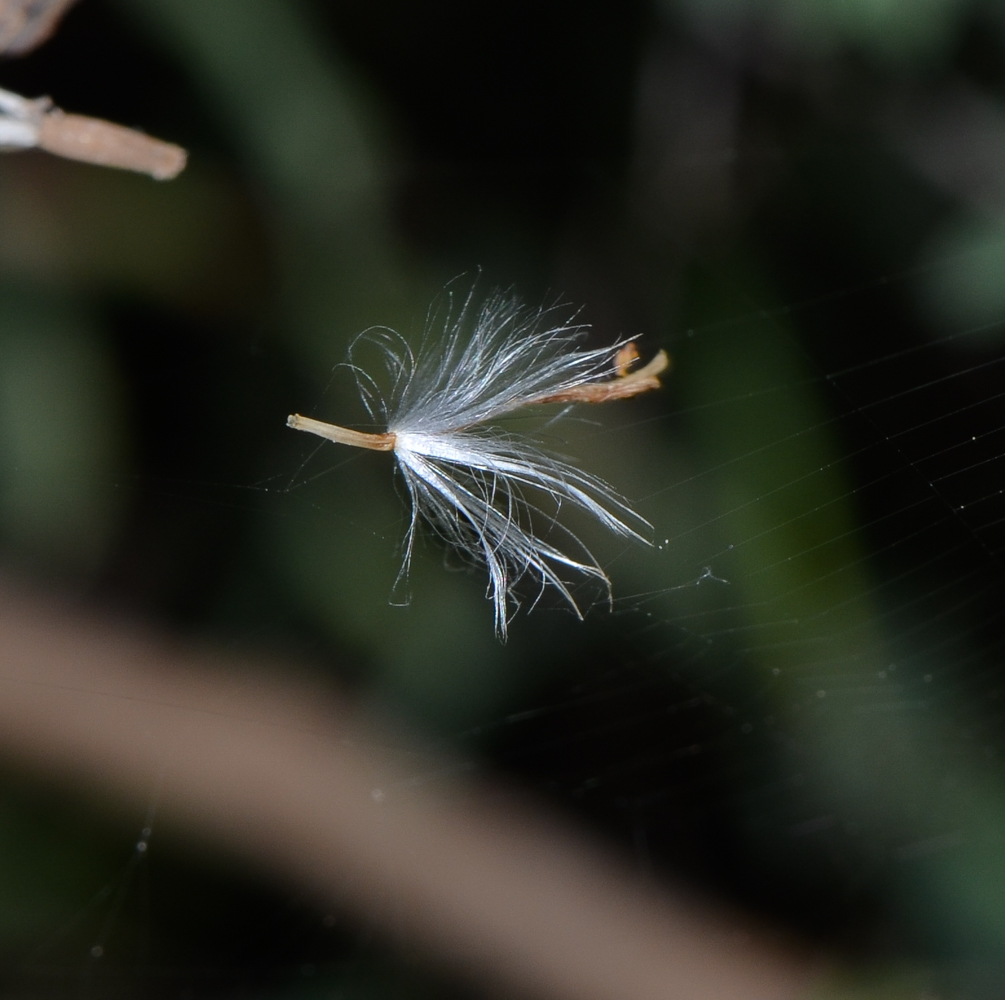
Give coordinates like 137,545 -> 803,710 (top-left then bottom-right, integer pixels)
672,0 -> 968,62
0,287 -> 124,572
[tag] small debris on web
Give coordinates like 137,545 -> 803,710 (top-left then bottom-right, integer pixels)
288,288 -> 669,639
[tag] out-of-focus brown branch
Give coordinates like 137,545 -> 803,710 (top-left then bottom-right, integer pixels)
0,582 -> 817,1000
0,0 -> 77,55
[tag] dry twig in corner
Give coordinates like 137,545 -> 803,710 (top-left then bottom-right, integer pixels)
0,0 -> 187,179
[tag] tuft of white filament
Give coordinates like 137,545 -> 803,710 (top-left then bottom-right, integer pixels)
289,288 -> 669,639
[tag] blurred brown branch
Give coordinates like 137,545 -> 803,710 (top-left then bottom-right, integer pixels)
0,582 -> 816,1000
0,0 -> 77,56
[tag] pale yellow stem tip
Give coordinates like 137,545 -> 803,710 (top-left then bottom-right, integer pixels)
287,414 -> 396,451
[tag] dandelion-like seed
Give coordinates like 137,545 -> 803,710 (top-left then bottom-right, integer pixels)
287,289 -> 669,639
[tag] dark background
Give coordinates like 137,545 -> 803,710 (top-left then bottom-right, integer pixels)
2,0 -> 1005,996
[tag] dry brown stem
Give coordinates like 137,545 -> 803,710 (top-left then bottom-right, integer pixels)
287,413 -> 396,451
532,348 -> 670,405
287,347 -> 671,456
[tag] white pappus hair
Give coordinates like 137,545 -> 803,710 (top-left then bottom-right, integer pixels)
288,288 -> 669,639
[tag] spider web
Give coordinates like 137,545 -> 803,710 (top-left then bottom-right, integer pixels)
9,204 -> 1005,995
257,246 -> 1005,993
